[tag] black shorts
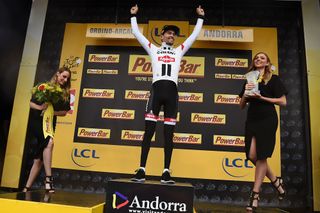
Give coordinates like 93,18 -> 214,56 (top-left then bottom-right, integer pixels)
145,80 -> 178,125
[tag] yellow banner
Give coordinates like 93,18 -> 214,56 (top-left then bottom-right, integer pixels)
215,57 -> 248,67
86,23 -> 143,39
191,113 -> 226,124
121,130 -> 155,141
128,55 -> 205,77
179,92 -> 203,103
173,133 -> 202,144
125,90 -> 150,100
43,103 -> 54,139
198,27 -> 253,42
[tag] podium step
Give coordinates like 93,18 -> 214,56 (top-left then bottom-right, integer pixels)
105,178 -> 194,213
0,190 -> 105,213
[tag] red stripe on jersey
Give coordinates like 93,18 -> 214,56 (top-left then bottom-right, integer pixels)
148,42 -> 151,48
164,118 -> 176,122
145,113 -> 158,120
181,44 -> 185,50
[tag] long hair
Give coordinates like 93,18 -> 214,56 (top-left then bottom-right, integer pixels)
248,52 -> 273,84
50,67 -> 71,101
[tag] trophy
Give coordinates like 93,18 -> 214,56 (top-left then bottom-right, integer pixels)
244,70 -> 260,95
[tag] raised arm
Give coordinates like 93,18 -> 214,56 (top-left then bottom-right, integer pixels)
180,5 -> 205,55
130,4 -> 152,55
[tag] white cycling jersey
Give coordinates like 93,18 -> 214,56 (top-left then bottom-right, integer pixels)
131,16 -> 203,85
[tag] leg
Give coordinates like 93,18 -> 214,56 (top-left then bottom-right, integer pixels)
23,159 -> 43,191
140,120 -> 156,167
43,137 -> 55,193
163,123 -> 175,169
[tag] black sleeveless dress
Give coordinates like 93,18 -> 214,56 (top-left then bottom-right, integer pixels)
239,75 -> 287,160
29,96 -> 70,159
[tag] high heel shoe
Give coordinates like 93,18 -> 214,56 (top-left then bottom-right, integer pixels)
22,187 -> 31,192
271,176 -> 286,200
45,176 -> 55,193
246,191 -> 259,212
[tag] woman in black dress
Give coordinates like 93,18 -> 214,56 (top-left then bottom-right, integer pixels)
23,67 -> 71,193
239,52 -> 287,212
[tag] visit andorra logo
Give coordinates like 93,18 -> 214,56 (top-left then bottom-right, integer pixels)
113,192 -> 187,212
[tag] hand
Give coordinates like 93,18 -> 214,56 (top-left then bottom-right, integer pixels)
196,5 -> 205,16
248,92 -> 262,99
40,103 -> 48,111
130,4 -> 138,15
245,83 -> 255,90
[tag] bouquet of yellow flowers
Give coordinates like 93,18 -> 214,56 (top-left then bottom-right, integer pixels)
32,82 -> 64,104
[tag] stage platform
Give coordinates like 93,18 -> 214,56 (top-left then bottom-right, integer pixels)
0,189 -> 289,213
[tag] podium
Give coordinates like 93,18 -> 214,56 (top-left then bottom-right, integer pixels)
105,179 -> 194,213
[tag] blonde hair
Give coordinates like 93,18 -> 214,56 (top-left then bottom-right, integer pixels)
248,52 -> 273,84
50,67 -> 71,101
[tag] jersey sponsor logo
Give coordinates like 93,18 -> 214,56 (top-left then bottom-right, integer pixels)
88,54 -> 120,63
82,88 -> 115,99
87,69 -> 118,75
128,55 -> 205,77
215,57 -> 248,68
179,92 -> 203,103
214,94 -> 240,104
102,109 -> 135,120
125,90 -> 150,100
173,133 -> 202,144
77,127 -> 110,139
121,130 -> 155,141
191,113 -> 226,124
158,55 -> 175,63
213,135 -> 244,147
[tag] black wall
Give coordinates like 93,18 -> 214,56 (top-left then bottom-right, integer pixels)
20,0 -> 311,210
0,0 -> 32,184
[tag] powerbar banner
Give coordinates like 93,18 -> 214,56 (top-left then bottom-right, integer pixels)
53,22 -> 279,182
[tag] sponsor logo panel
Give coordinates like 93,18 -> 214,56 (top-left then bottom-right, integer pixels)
214,73 -> 245,80
215,57 -> 248,68
71,148 -> 100,168
222,156 -> 254,178
121,130 -> 155,141
125,90 -> 150,100
128,55 -> 205,78
82,88 -> 115,99
77,127 -> 110,139
87,69 -> 118,75
88,54 -> 120,63
173,133 -> 202,144
102,109 -> 135,120
213,135 -> 244,147
179,92 -> 203,103
191,113 -> 226,124
214,94 -> 241,104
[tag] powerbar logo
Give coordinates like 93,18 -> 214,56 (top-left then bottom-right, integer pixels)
83,88 -> 115,98
128,55 -> 205,77
179,92 -> 203,103
121,130 -> 155,141
214,135 -> 244,147
77,127 -> 110,139
173,133 -> 202,144
102,109 -> 135,119
191,113 -> 226,124
129,196 -> 187,212
215,57 -> 248,67
87,69 -> 118,74
214,94 -> 240,104
125,90 -> 150,100
88,54 -> 120,63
